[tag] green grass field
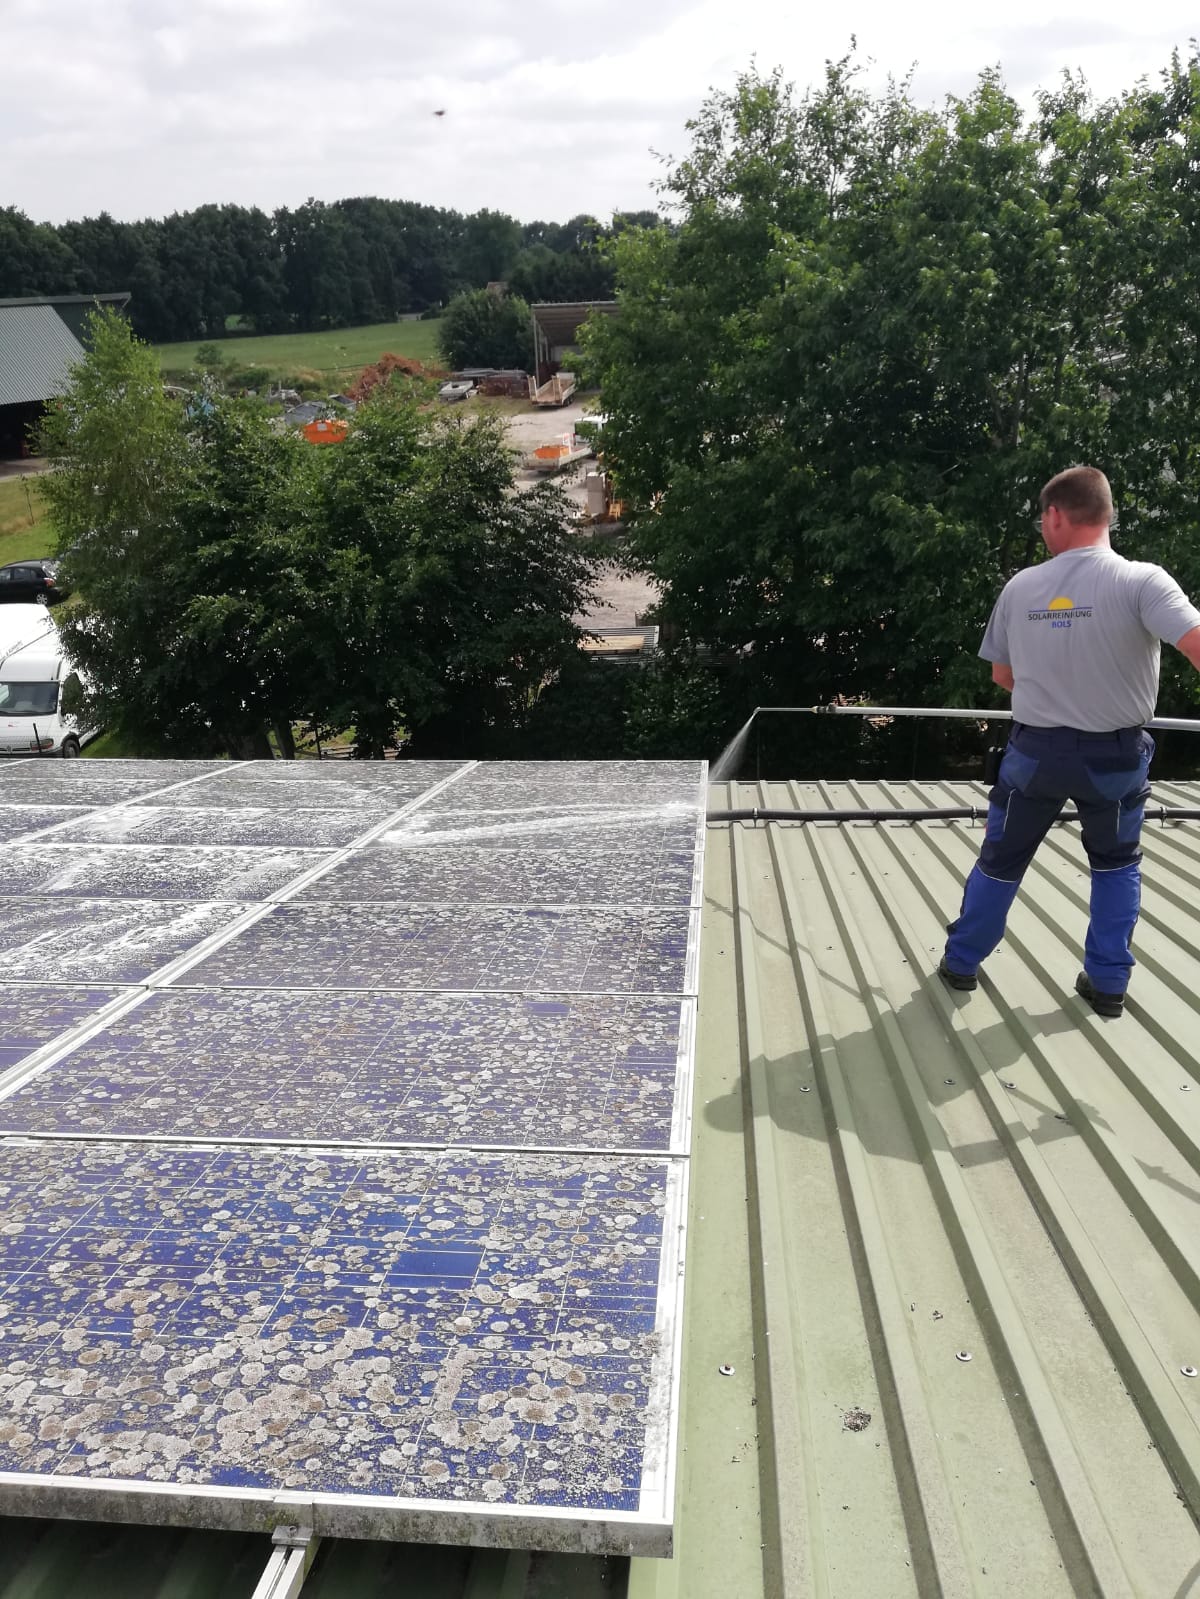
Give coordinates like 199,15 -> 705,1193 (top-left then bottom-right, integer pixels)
155,319 -> 445,381
0,477 -> 55,563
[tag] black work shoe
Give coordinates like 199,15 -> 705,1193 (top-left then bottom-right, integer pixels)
1075,971 -> 1124,1018
938,957 -> 978,992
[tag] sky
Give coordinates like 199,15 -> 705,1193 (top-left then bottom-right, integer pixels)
3,0 -> 1197,226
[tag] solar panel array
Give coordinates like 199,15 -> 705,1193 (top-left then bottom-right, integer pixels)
0,757 -> 704,1553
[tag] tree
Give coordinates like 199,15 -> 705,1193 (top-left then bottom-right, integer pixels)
583,54 -> 1200,723
41,311 -> 318,756
41,312 -> 596,759
438,288 -> 534,370
308,397 -> 598,756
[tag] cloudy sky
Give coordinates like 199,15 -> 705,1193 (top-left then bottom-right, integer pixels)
3,0 -> 1196,225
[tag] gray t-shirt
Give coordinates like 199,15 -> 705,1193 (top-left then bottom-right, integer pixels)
979,546 -> 1200,730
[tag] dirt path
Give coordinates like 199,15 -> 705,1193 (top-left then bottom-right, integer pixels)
497,400 -> 661,634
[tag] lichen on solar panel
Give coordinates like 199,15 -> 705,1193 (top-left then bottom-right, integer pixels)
0,991 -> 688,1150
305,817 -> 700,907
0,1142 -> 672,1513
0,898 -> 248,983
0,846 -> 329,901
0,987 -> 122,1076
185,905 -> 694,994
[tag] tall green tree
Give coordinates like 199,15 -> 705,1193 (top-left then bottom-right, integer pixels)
41,312 -> 317,756
584,54 -> 1200,717
309,397 -> 597,756
40,312 -> 596,758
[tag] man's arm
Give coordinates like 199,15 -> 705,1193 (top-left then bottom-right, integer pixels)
991,662 -> 1015,692
1176,625 -> 1200,671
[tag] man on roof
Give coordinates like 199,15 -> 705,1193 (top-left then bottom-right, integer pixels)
939,465 -> 1200,1017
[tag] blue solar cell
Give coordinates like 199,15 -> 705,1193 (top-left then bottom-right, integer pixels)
0,990 -> 688,1149
0,898 -> 248,984
302,816 -> 701,906
0,1142 -> 672,1515
0,986 -> 120,1075
183,905 -> 694,994
0,845 -> 330,900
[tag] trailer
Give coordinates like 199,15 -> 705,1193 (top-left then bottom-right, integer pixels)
527,370 -> 577,407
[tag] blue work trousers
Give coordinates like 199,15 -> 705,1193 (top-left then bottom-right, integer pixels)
945,723 -> 1154,994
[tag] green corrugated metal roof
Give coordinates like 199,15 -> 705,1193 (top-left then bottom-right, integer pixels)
0,304 -> 85,407
632,778 -> 1200,1597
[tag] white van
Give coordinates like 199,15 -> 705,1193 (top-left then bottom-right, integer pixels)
0,606 -> 97,758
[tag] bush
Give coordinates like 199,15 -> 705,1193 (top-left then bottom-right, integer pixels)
438,289 -> 532,371
228,365 -> 271,392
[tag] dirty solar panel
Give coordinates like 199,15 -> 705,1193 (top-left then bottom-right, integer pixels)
0,760 -> 232,784
304,817 -> 701,907
0,773 -> 184,808
422,761 -> 705,816
0,988 -> 121,1075
0,990 -> 689,1150
184,904 -> 695,995
0,898 -> 249,984
141,761 -> 463,813
0,805 -> 90,842
0,759 -> 701,1550
50,805 -> 389,849
0,1141 -> 673,1518
0,845 -> 330,901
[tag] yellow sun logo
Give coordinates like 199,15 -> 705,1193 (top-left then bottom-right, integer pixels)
1048,596 -> 1074,610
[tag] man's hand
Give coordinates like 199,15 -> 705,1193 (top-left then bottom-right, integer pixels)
1176,626 -> 1200,671
991,662 -> 1015,692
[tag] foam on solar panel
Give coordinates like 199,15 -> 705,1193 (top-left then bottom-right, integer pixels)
0,991 -> 692,1151
0,806 -> 91,843
421,761 -> 705,816
183,904 -> 696,995
0,776 -> 191,808
302,816 -> 701,907
0,1140 -> 681,1547
49,806 -> 390,849
0,899 -> 250,984
1,846 -> 332,901
134,761 -> 466,814
0,988 -> 122,1076
137,778 -> 438,812
0,760 -> 231,784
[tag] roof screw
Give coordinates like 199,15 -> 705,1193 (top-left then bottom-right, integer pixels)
944,1078 -> 956,1086
1182,1366 -> 1198,1379
1181,1084 -> 1193,1092
718,1363 -> 735,1377
956,1350 -> 972,1363
1002,1080 -> 1016,1090
1054,1113 -> 1068,1122
798,1085 -> 811,1093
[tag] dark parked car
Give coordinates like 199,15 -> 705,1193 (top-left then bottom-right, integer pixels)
0,560 -> 68,606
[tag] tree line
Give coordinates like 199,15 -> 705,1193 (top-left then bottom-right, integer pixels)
583,49 -> 1200,773
1,200 -> 659,346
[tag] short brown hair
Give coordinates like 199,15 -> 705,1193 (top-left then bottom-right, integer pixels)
1039,466 -> 1113,526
